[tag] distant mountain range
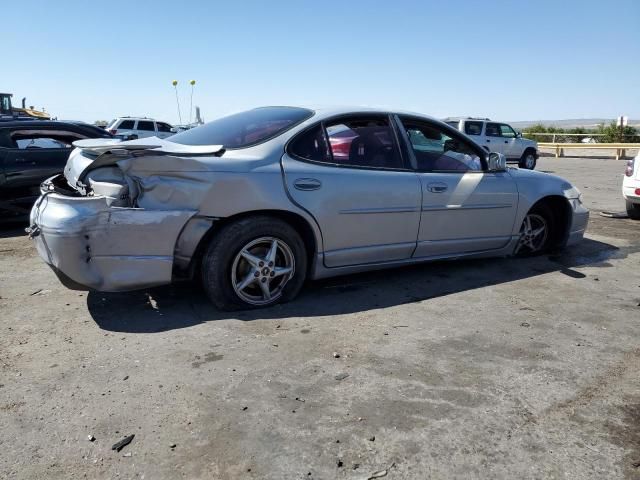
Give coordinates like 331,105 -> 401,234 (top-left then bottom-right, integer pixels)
508,118 -> 640,129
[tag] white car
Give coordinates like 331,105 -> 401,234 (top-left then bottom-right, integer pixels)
106,117 -> 176,139
445,117 -> 539,169
623,153 -> 640,219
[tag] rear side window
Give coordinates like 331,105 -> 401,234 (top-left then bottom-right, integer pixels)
137,121 -> 155,131
10,130 -> 88,149
289,125 -> 330,162
464,121 -> 483,136
324,117 -> 403,169
169,107 -> 314,148
117,120 -> 135,130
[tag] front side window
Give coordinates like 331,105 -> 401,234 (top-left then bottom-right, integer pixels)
137,120 -> 155,131
324,117 -> 403,169
117,120 -> 135,130
399,117 -> 483,172
464,121 -> 483,136
169,106 -> 314,148
157,122 -> 172,132
499,124 -> 516,138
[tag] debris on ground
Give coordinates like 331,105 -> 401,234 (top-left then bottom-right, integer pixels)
242,406 -> 248,411
369,436 -> 375,441
366,469 -> 388,478
30,289 -> 51,296
170,443 -> 176,449
520,322 -> 530,327
333,352 -> 341,358
295,397 -> 305,403
123,452 -> 132,457
337,459 -> 343,468
599,211 -> 628,218
111,434 -> 134,452
335,373 -> 349,381
122,375 -> 129,381
392,325 -> 409,328
87,435 -> 95,442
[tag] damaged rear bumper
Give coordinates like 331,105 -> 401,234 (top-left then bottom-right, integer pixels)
30,182 -> 195,292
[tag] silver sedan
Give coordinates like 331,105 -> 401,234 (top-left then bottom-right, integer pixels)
29,106 -> 589,310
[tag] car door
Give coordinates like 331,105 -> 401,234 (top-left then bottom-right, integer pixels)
282,115 -> 422,268
136,120 -> 156,139
396,116 -> 518,257
2,128 -> 75,190
499,123 -> 520,159
484,122 -> 505,154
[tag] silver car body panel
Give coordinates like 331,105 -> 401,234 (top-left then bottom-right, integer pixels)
30,106 -> 588,292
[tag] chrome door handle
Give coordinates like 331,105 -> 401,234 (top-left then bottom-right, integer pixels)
427,182 -> 448,193
293,178 -> 322,191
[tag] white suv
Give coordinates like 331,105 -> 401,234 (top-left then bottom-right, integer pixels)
106,117 -> 176,139
445,117 -> 539,169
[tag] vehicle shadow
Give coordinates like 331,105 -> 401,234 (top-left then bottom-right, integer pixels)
88,237 -> 634,333
0,222 -> 28,239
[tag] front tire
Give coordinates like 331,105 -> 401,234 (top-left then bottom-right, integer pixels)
514,204 -> 555,256
519,149 -> 537,170
201,216 -> 308,310
627,200 -> 640,220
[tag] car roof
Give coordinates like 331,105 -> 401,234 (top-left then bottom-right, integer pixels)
0,120 -> 101,129
287,105 -> 444,124
114,117 -> 155,121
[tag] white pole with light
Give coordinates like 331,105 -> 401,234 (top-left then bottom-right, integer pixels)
189,80 -> 196,125
172,80 -> 182,125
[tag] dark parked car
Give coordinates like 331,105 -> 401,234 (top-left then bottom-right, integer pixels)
0,120 -> 112,218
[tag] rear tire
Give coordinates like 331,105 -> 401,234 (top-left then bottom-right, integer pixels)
519,149 -> 537,170
514,203 -> 555,256
201,216 -> 307,311
626,200 -> 640,220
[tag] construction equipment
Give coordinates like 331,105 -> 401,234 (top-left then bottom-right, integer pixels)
0,93 -> 51,121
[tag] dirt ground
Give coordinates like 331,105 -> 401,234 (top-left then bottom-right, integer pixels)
1,157 -> 639,479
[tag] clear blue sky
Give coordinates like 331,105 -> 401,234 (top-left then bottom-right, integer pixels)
5,0 -> 639,124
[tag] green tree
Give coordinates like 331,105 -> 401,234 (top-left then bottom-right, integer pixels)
595,122 -> 639,143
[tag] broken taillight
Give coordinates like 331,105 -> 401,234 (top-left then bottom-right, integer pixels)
625,158 -> 635,177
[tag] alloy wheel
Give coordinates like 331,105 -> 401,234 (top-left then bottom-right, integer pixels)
515,213 -> 548,255
231,236 -> 295,306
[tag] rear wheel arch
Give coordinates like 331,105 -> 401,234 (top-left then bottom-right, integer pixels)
183,209 -> 319,281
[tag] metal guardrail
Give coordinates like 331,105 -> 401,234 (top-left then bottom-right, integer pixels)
538,142 -> 640,160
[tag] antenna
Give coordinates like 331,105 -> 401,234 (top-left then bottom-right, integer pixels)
172,80 -> 182,124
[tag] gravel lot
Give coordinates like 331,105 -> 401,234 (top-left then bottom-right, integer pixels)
1,157 -> 639,480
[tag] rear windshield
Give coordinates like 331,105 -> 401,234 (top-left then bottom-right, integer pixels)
169,106 -> 314,148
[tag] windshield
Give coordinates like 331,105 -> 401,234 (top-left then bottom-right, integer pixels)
169,106 -> 314,148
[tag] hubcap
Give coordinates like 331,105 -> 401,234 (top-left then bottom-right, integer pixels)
515,213 -> 548,254
231,236 -> 295,306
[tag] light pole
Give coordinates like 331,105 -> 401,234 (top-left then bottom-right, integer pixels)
189,80 -> 196,125
172,80 -> 182,125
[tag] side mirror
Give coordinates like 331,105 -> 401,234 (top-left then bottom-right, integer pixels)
488,152 -> 507,171
170,127 -> 177,133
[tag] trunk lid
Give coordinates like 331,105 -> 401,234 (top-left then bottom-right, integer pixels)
64,136 -> 224,190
